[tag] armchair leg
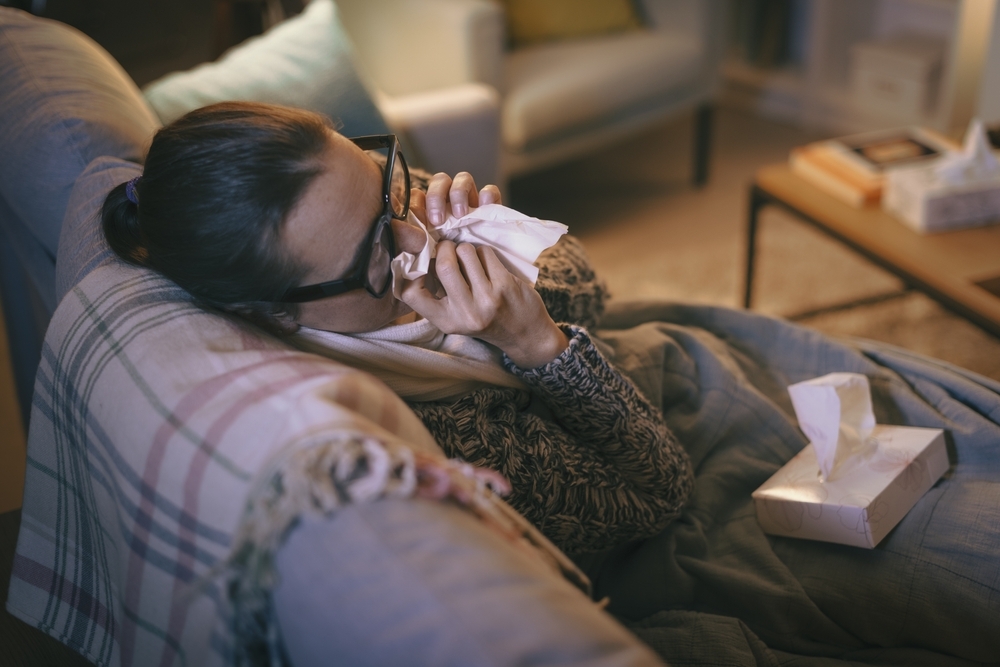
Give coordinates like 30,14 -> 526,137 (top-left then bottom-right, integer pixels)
692,103 -> 713,188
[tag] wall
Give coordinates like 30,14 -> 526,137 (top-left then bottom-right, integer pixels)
976,0 -> 1000,124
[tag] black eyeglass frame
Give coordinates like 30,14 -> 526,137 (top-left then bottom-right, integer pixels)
281,134 -> 410,303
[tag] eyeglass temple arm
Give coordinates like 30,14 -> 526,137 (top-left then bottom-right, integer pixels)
349,134 -> 395,151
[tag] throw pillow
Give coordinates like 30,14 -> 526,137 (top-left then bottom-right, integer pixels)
142,0 -> 389,137
501,0 -> 642,47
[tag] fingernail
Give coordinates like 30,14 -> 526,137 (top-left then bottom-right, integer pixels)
429,209 -> 442,224
455,204 -> 467,217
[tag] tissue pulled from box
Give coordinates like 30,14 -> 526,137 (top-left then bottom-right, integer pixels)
788,372 -> 876,481
933,118 -> 1000,185
883,118 -> 1000,233
390,204 -> 568,298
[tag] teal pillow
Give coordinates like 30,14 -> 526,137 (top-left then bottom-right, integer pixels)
142,0 -> 389,137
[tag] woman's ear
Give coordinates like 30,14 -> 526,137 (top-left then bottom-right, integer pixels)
268,309 -> 301,336
222,303 -> 301,337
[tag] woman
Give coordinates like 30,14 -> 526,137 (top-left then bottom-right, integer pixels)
102,101 -> 693,556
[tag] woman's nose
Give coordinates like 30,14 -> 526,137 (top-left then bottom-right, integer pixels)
392,216 -> 427,255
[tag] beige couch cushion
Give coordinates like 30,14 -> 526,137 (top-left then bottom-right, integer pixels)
503,30 -> 702,151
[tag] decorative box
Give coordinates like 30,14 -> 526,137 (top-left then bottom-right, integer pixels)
850,35 -> 945,122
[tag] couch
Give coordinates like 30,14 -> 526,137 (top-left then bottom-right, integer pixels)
4,5 -> 1000,667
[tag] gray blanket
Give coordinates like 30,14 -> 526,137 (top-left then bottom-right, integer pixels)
592,301 -> 1000,666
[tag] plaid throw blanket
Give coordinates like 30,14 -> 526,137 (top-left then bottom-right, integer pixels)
6,262 -> 583,667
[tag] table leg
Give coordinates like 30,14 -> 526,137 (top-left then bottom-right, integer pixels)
692,103 -> 713,188
743,185 -> 768,309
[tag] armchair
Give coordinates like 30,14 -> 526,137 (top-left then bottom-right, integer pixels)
335,0 -> 504,186
336,0 -> 724,186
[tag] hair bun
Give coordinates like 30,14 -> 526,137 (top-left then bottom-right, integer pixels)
102,180 -> 149,267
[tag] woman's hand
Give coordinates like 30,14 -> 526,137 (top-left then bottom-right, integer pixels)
411,172 -> 502,226
400,240 -> 568,369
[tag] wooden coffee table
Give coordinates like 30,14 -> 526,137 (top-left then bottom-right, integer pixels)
743,163 -> 1000,338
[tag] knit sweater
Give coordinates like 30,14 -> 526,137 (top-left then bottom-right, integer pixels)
408,236 -> 693,555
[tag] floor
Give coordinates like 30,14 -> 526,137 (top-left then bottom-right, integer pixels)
2,104 -> 1000,666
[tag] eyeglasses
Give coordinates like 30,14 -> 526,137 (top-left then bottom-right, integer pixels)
282,134 -> 410,303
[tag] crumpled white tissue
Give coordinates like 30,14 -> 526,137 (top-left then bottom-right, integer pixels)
933,118 -> 1000,186
787,372 -> 877,482
390,204 -> 568,298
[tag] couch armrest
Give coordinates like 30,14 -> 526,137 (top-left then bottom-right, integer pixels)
336,0 -> 505,96
377,83 -> 501,187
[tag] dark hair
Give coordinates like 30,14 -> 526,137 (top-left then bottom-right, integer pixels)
102,101 -> 333,332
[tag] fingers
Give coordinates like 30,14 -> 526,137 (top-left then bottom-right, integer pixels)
423,172 -> 503,226
454,242 -> 491,293
432,241 -> 477,301
425,171 -> 484,225
476,245 -> 512,286
409,241 -> 497,335
399,275 -> 441,315
425,173 -> 453,225
397,249 -> 470,330
449,172 -> 478,217
436,243 -> 512,302
398,241 -> 476,314
401,241 -> 545,354
479,184 -> 502,206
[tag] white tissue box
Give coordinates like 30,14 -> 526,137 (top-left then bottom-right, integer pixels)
752,425 -> 949,548
883,161 -> 1000,233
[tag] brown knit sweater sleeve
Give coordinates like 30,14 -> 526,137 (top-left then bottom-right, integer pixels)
408,326 -> 693,555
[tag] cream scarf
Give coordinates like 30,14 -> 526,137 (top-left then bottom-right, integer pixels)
291,318 -> 527,402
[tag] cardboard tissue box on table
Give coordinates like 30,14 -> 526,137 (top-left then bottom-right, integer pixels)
883,119 -> 1000,233
752,373 -> 949,548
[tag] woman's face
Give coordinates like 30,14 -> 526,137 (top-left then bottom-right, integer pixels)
281,131 -> 426,333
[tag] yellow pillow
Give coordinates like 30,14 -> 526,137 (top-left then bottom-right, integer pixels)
502,0 -> 642,47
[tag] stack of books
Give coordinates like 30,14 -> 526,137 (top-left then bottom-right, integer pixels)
789,127 -> 955,207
